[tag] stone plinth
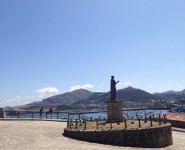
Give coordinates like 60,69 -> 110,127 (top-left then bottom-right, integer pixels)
106,100 -> 123,122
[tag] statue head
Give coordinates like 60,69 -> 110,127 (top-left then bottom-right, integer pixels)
111,76 -> 114,79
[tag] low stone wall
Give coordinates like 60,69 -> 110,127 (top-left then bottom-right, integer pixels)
63,124 -> 173,148
168,119 -> 185,128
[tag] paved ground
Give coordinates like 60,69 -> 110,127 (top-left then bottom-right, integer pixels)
0,120 -> 184,150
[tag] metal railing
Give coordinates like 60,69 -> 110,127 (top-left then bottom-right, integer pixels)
1,111 -> 68,119
66,114 -> 168,131
1,110 -> 168,130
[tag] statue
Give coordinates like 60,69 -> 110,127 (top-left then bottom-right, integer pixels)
110,76 -> 119,101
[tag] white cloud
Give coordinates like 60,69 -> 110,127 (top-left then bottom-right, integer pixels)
70,84 -> 94,91
124,82 -> 132,88
37,87 -> 59,98
96,90 -> 102,92
118,82 -> 123,85
15,95 -> 22,100
8,95 -> 22,102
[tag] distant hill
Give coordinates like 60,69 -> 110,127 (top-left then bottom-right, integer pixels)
42,89 -> 93,105
117,87 -> 156,102
154,90 -> 178,95
154,89 -> 185,100
31,88 -> 185,106
20,87 -> 185,111
74,92 -> 105,105
74,87 -> 156,105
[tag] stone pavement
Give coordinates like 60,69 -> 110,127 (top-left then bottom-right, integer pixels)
0,120 -> 184,150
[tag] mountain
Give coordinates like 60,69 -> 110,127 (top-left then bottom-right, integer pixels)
74,92 -> 105,105
74,87 -> 156,105
116,87 -> 156,102
154,89 -> 185,100
23,87 -> 185,111
179,89 -> 185,95
156,90 -> 178,95
42,89 -> 93,105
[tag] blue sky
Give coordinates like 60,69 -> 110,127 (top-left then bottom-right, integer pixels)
1,0 -> 185,107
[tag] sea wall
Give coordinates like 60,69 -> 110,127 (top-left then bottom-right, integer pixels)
63,124 -> 172,148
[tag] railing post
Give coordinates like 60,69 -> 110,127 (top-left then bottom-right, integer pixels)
110,122 -> 112,129
46,112 -> 47,119
84,119 -> 86,130
139,118 -> 141,128
163,114 -> 167,124
75,118 -> 77,130
90,116 -> 92,122
96,119 -> 98,130
124,118 -> 127,129
159,114 -> 161,125
144,113 -> 147,123
83,117 -> 85,123
32,112 -> 33,119
67,119 -> 69,128
150,116 -> 153,126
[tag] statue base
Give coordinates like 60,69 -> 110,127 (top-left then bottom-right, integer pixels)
106,100 -> 123,122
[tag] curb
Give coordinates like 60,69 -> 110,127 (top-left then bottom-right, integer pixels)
172,127 -> 185,133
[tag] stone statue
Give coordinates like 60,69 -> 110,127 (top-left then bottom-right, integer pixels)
110,76 -> 119,101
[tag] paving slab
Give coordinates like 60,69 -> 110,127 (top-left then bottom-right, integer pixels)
0,121 -> 184,150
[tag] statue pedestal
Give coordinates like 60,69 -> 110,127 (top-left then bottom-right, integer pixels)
106,100 -> 123,122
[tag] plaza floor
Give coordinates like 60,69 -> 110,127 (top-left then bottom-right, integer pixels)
0,120 -> 184,150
